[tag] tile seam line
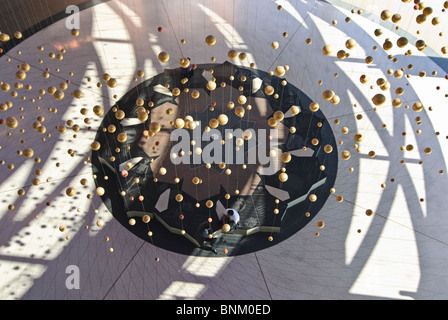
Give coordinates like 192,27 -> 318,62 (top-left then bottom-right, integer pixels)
253,251 -> 273,300
102,240 -> 145,300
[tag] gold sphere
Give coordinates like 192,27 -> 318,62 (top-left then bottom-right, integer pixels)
205,35 -> 216,46
6,116 -> 18,129
222,224 -> 231,232
66,187 -> 76,197
23,148 -> 34,158
158,51 -> 170,63
149,122 -> 161,133
279,172 -> 288,182
96,187 -> 105,196
227,50 -> 238,60
280,152 -> 291,163
345,38 -> 357,49
322,44 -> 333,55
264,85 -> 274,96
372,94 -> 386,106
322,90 -> 334,100
107,78 -> 117,88
341,150 -> 351,160
380,10 -> 392,21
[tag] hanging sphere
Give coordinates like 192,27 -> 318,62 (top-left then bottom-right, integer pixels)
280,152 -> 291,163
191,90 -> 200,99
354,133 -> 364,143
23,148 -> 34,158
345,38 -> 357,49
279,172 -> 288,182
222,224 -> 231,232
142,215 -> 151,223
264,85 -> 274,96
180,57 -> 190,68
322,44 -> 333,55
309,194 -> 317,202
93,105 -> 104,116
66,187 -> 76,197
117,132 -> 127,143
206,200 -> 213,208
380,10 -> 392,20
227,50 -> 238,60
96,187 -> 105,196
416,14 -> 426,24
372,94 -> 386,106
341,150 -> 351,160
275,66 -> 286,77
324,144 -> 333,153
317,220 -> 325,228
107,78 -> 117,88
218,114 -> 228,125
205,35 -> 216,46
235,106 -> 245,118
238,95 -> 247,105
175,194 -> 183,202
397,37 -> 408,48
91,141 -> 101,151
383,39 -> 393,50
149,122 -> 161,133
392,13 -> 401,23
322,90 -> 334,100
174,118 -> 185,129
291,105 -> 300,115
273,110 -> 284,121
158,51 -> 170,63
271,41 -> 279,49
206,80 -> 216,91
6,116 -> 18,129
412,102 -> 423,112
16,70 -> 26,80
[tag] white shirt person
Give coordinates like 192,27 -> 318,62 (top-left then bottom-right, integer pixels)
222,208 -> 240,230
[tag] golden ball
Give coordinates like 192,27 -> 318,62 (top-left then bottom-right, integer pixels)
280,152 -> 291,163
279,172 -> 288,182
222,224 -> 231,232
158,51 -> 170,63
149,122 -> 161,133
175,194 -> 183,202
227,49 -> 238,60
372,94 -> 386,106
96,187 -> 105,196
345,38 -> 357,49
23,148 -> 34,158
322,44 -> 333,55
380,10 -> 392,21
205,35 -> 216,46
341,150 -> 351,160
6,116 -> 18,129
66,187 -> 76,197
264,85 -> 274,96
